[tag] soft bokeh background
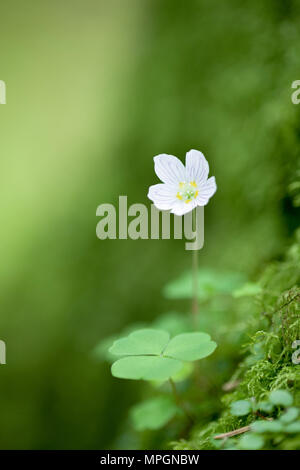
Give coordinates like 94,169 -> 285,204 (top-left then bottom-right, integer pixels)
0,0 -> 299,449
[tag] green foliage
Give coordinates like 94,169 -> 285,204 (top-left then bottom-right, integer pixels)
172,231 -> 300,450
230,400 -> 252,417
269,390 -> 293,407
93,313 -> 194,364
220,391 -> 300,450
109,329 -> 217,381
96,218 -> 300,447
257,401 -> 274,413
288,162 -> 300,207
251,420 -> 284,433
280,407 -> 299,423
163,269 -> 246,301
98,227 -> 300,446
285,422 -> 300,433
239,433 -> 264,450
130,396 -> 179,431
2,0 -> 300,450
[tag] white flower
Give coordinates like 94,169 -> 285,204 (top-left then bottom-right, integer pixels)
148,149 -> 217,216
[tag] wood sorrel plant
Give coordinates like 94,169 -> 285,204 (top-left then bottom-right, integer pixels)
107,150 -> 218,431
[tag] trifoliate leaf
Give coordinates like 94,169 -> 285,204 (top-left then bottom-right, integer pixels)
230,400 -> 252,416
164,332 -> 217,361
239,433 -> 264,450
233,282 -> 263,298
251,420 -> 284,433
269,390 -> 293,407
111,356 -> 182,381
280,407 -> 299,424
110,328 -> 217,381
130,396 -> 178,430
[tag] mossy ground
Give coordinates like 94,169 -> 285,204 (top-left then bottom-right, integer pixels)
172,232 -> 300,450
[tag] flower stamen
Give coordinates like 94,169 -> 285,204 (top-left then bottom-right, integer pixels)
176,181 -> 199,203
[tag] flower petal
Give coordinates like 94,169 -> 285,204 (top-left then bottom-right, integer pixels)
185,149 -> 209,184
171,200 -> 197,216
148,183 -> 177,210
196,176 -> 217,206
154,154 -> 186,186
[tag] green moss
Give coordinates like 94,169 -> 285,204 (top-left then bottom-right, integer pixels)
172,232 -> 300,450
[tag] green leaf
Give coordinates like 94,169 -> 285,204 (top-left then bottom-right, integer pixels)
284,421 -> 300,433
251,420 -> 284,433
280,407 -> 299,424
111,356 -> 182,380
130,396 -> 178,430
164,332 -> 217,361
239,433 -> 264,450
110,328 -> 217,381
163,269 -> 246,301
233,282 -> 263,298
257,401 -> 274,413
230,400 -> 252,416
109,329 -> 170,356
269,390 -> 293,407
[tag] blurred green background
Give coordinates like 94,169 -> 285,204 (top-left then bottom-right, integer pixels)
0,0 -> 299,449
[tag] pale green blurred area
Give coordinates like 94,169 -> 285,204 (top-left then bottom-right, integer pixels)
0,0 -> 299,449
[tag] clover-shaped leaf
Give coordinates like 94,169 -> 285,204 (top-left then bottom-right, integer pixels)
109,328 -> 217,381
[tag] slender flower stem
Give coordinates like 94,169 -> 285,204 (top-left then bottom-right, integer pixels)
192,209 -> 199,327
169,378 -> 194,424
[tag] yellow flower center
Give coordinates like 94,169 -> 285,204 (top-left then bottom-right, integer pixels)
176,181 -> 199,203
